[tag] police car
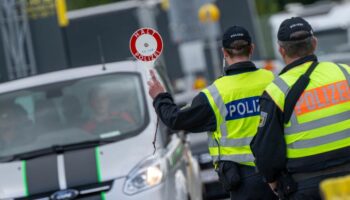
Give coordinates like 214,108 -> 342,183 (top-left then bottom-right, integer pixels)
0,61 -> 202,200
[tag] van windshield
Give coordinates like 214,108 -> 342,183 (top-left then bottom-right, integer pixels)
0,73 -> 148,159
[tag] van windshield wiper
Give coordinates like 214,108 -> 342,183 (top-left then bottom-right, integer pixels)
0,139 -> 113,163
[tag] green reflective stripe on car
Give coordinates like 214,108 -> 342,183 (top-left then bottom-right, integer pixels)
101,192 -> 107,200
22,161 -> 29,197
95,147 -> 102,182
95,147 -> 105,199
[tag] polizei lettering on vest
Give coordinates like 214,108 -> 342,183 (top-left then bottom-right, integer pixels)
226,96 -> 260,120
295,80 -> 350,115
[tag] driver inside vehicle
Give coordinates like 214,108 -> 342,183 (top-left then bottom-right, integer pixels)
83,86 -> 135,135
0,103 -> 33,149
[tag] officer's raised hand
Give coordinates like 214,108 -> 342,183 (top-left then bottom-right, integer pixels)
147,69 -> 165,99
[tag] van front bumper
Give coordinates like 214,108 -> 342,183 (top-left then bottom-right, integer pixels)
103,177 -> 180,200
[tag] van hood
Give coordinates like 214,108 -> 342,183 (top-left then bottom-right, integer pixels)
0,129 -> 155,199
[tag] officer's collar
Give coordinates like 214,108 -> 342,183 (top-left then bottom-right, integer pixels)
279,54 -> 318,75
224,61 -> 258,76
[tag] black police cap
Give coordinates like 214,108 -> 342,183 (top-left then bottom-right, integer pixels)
222,26 -> 252,49
278,17 -> 313,41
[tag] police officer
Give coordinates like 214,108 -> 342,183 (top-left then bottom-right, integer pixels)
251,17 -> 350,199
148,26 -> 277,200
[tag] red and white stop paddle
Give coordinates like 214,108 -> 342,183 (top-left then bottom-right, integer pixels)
130,28 -> 164,154
129,28 -> 163,62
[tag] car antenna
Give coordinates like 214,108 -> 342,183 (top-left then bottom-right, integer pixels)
97,35 -> 106,71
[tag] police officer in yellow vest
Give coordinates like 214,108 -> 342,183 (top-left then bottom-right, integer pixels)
251,17 -> 350,199
148,26 -> 277,200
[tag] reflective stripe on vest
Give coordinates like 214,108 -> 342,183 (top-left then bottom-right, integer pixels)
206,84 -> 254,164
265,62 -> 350,158
338,64 -> 350,86
208,136 -> 254,147
207,84 -> 229,137
211,154 -> 255,164
202,69 -> 274,165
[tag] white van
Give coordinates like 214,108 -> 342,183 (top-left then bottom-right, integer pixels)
269,1 -> 350,65
0,61 -> 202,200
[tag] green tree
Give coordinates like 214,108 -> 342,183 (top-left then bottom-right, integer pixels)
255,0 -> 326,16
255,0 -> 280,16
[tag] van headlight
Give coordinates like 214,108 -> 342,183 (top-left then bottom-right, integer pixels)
123,158 -> 166,195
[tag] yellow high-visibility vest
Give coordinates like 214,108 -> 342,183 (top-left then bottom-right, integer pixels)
265,62 -> 350,161
202,69 -> 274,166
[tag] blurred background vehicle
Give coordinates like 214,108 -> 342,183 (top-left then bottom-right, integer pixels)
0,60 -> 202,200
270,0 -> 350,65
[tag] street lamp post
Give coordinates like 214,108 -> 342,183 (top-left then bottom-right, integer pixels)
198,3 -> 222,79
56,0 -> 71,68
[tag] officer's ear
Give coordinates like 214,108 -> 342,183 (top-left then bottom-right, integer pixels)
278,45 -> 286,59
311,36 -> 318,52
222,48 -> 229,58
249,44 -> 255,57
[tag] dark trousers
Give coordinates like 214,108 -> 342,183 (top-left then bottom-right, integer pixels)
229,165 -> 277,200
289,172 -> 350,200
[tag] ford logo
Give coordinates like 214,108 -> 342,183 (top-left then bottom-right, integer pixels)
51,189 -> 79,200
